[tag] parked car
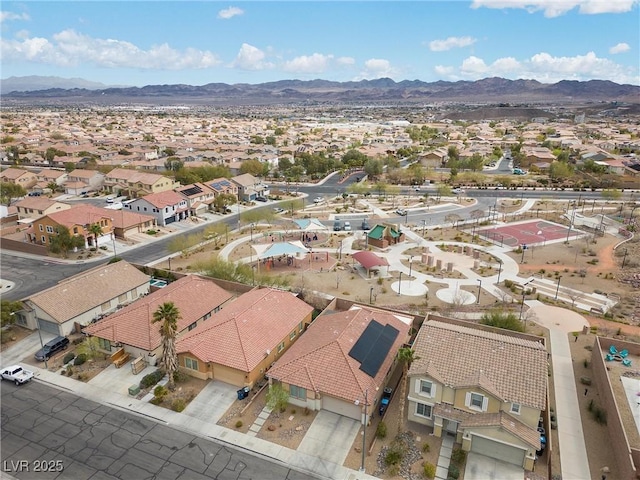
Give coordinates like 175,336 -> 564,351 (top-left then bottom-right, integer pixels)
361,219 -> 370,231
255,196 -> 268,202
395,208 -> 407,216
452,188 -> 465,195
1,365 -> 34,385
379,387 -> 393,416
273,207 -> 285,214
105,196 -> 115,203
313,197 -> 324,203
34,335 -> 69,362
343,221 -> 351,231
333,220 -> 342,231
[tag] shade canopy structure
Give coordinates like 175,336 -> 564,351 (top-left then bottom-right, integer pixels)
293,218 -> 327,231
352,251 -> 389,277
253,240 -> 310,260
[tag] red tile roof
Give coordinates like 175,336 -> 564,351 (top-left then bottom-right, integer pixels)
83,275 -> 233,351
267,306 -> 410,405
176,288 -> 313,372
139,190 -> 185,208
352,251 -> 389,269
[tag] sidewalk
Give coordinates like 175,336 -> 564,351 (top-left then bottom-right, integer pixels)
29,366 -> 378,480
526,302 -> 591,480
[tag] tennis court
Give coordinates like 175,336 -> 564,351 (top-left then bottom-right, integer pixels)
477,220 -> 582,247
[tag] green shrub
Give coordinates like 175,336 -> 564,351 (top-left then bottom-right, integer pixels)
73,353 -> 87,366
171,399 -> 186,412
447,464 -> 460,480
140,369 -> 165,389
149,397 -> 163,405
451,448 -> 467,466
422,442 -> 430,453
384,440 -> 406,467
423,462 -> 436,479
376,421 -> 387,439
63,352 -> 76,364
173,370 -> 189,384
235,420 -> 243,428
593,406 -> 607,424
154,385 -> 168,398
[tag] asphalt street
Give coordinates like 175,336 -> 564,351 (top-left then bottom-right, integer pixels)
0,380 -> 318,480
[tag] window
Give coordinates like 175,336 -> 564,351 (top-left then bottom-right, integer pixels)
97,338 -> 111,351
100,301 -> 111,312
466,392 -> 487,411
204,312 -> 211,320
118,293 -> 128,303
510,403 -> 521,415
289,331 -> 296,341
298,321 -> 304,333
188,322 -> 197,331
185,357 -> 198,370
415,403 -> 432,418
41,235 -> 46,243
290,384 -> 306,400
46,225 -> 54,233
277,341 -> 285,353
39,224 -> 44,232
420,380 -> 433,397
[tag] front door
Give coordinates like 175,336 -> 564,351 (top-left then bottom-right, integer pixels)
444,419 -> 458,434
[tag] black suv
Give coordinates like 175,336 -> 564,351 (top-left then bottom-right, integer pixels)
35,336 -> 69,361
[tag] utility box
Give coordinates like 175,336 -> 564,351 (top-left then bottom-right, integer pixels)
128,384 -> 140,396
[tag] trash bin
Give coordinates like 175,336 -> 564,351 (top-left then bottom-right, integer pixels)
237,386 -> 250,400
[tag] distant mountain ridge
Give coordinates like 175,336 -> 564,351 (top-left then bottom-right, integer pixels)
1,75 -> 638,104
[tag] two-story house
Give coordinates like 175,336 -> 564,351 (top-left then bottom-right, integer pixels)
14,197 -> 72,221
175,182 -> 216,216
103,168 -> 179,198
0,168 -> 37,190
122,190 -> 189,226
407,318 -> 547,471
63,169 -> 105,195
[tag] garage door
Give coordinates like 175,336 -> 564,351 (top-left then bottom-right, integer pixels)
322,395 -> 361,420
471,435 -> 525,467
38,318 -> 61,336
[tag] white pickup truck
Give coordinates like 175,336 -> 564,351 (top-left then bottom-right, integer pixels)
1,365 -> 34,385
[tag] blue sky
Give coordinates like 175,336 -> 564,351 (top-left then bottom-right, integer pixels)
1,1 -> 639,86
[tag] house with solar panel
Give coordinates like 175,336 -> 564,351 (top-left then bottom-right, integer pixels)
205,177 -> 239,208
407,317 -> 548,471
267,303 -> 413,422
175,182 -> 216,216
122,190 -> 189,226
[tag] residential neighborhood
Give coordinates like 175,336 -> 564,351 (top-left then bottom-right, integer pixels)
1,103 -> 639,480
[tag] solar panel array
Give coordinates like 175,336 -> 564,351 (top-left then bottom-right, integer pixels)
348,320 -> 400,377
180,185 -> 203,196
209,179 -> 232,191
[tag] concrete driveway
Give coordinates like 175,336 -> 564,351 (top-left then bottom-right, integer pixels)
181,380 -> 237,424
88,361 -> 158,396
297,410 -> 361,465
464,452 -> 524,480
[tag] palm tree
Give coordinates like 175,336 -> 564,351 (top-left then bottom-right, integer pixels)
88,223 -> 104,248
396,347 -> 419,436
152,302 -> 180,390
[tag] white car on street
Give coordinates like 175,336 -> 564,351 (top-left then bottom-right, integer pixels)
313,197 -> 324,203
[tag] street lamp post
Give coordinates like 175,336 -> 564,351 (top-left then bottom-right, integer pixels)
622,248 -> 629,268
519,280 -> 533,323
497,260 -> 503,285
250,223 -> 254,241
370,286 -> 374,305
358,389 -> 369,473
408,256 -> 413,278
476,279 -> 482,304
398,272 -> 403,296
422,219 -> 426,236
555,276 -> 562,300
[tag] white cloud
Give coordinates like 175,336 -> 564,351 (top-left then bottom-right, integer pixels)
609,42 -> 630,54
429,36 -> 477,52
0,11 -> 30,23
217,6 -> 244,19
436,51 -> 639,84
336,56 -> 355,66
355,58 -> 400,80
283,53 -> 334,74
470,0 -> 639,17
0,29 -> 221,69
231,43 -> 274,70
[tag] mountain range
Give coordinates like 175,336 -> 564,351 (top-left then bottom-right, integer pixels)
1,76 -> 638,105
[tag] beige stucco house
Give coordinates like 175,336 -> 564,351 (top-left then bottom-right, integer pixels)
407,317 -> 547,471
